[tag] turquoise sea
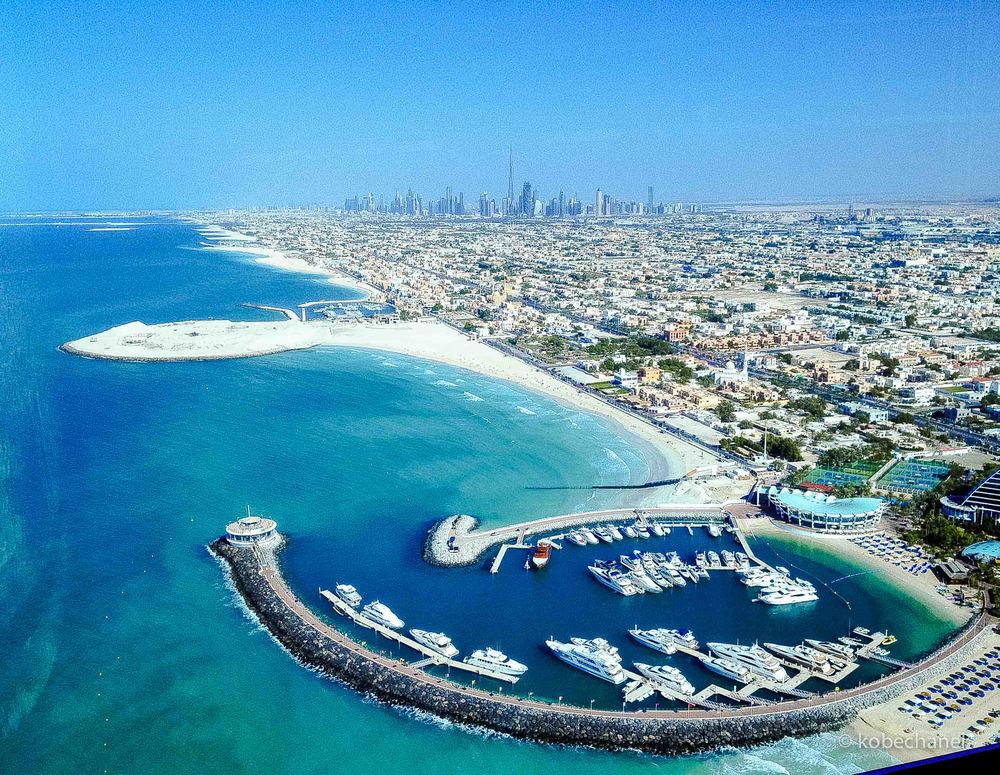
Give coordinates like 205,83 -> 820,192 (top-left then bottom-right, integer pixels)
0,217 -> 952,773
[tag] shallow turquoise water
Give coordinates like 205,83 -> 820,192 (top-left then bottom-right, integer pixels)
0,217 -> 922,773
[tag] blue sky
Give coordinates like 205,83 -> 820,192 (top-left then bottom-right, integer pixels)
2,0 -> 999,210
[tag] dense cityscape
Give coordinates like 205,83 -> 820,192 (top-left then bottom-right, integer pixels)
220,200 -> 1000,539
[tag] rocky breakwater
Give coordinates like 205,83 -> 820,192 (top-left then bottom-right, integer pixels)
422,514 -> 516,568
211,533 -> 995,754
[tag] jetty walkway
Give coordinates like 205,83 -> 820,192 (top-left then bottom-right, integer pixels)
212,532 -> 994,755
425,504 -> 734,569
319,589 -> 518,683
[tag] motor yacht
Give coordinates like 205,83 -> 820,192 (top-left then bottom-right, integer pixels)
706,642 -> 789,682
757,587 -> 819,606
588,564 -> 642,596
361,601 -> 405,630
804,640 -> 854,660
409,629 -> 459,658
629,627 -> 697,653
463,647 -> 528,677
334,583 -> 362,608
764,642 -> 834,675
634,663 -> 696,695
546,639 -> 626,684
701,655 -> 753,684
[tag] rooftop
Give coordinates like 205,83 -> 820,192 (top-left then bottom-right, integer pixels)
226,515 -> 278,536
963,541 -> 1000,562
768,486 -> 884,516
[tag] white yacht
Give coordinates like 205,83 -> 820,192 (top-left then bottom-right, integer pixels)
334,583 -> 362,608
410,629 -> 459,658
701,655 -> 753,684
594,527 -> 615,544
546,639 -> 626,684
581,528 -> 600,545
622,525 -> 638,539
739,569 -> 778,587
588,564 -> 642,595
649,522 -> 665,537
634,523 -> 651,539
805,639 -> 854,660
570,637 -> 621,661
708,523 -> 723,538
668,568 -> 686,587
629,570 -> 662,593
629,627 -> 698,653
634,662 -> 696,695
463,647 -> 528,677
566,531 -> 588,546
695,551 -> 708,569
706,642 -> 789,682
361,601 -> 405,630
757,587 -> 819,606
707,551 -> 721,567
643,563 -> 673,589
721,550 -> 736,568
607,524 -> 624,541
764,642 -> 834,675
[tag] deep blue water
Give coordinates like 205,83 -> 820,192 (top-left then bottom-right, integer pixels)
0,215 -> 937,773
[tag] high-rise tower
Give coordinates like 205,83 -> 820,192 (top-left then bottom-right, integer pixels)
507,146 -> 515,217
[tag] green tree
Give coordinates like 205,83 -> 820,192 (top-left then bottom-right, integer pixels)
716,400 -> 736,423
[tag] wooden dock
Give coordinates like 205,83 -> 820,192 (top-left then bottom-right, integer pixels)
319,590 -> 519,683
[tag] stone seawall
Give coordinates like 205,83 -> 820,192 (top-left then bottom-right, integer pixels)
212,536 -> 993,755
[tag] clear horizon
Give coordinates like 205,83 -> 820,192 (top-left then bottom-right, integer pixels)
3,0 -> 999,210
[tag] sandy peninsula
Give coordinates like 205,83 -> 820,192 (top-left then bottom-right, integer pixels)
195,224 -> 377,297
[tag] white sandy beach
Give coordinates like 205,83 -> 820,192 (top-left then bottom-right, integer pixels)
196,224 -> 377,296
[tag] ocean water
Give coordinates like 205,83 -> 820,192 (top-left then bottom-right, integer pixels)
0,216 -> 933,773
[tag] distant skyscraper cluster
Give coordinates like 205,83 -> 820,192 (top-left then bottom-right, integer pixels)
341,152 -> 700,218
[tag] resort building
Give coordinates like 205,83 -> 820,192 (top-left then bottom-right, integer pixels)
940,469 -> 1000,524
764,486 -> 885,533
225,511 -> 281,548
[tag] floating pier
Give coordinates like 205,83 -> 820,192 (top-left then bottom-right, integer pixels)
319,589 -> 519,684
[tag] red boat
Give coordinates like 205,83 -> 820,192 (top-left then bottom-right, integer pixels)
531,541 -> 552,569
